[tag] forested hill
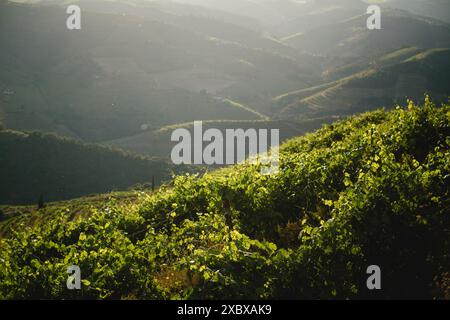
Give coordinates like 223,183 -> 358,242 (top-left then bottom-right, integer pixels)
0,128 -> 181,204
1,99 -> 448,299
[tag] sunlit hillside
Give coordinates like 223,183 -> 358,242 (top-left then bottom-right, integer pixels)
1,100 -> 448,299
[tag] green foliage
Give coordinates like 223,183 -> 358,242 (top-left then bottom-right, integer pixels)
1,99 -> 449,299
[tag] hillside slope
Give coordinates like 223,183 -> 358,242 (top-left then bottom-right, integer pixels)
103,117 -> 335,158
275,48 -> 450,119
0,1 -> 312,141
383,0 -> 450,24
283,9 -> 450,57
0,129 -> 181,205
1,99 -> 448,299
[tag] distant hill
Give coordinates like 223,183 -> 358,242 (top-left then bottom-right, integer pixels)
283,9 -> 450,57
0,0 -> 316,142
0,128 -> 182,205
175,0 -> 367,35
275,48 -> 450,119
273,0 -> 367,37
103,117 -> 335,158
383,0 -> 450,24
172,0 -> 290,28
321,47 -> 423,81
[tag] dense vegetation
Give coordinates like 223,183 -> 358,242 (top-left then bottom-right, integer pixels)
0,99 -> 448,299
0,129 -> 179,204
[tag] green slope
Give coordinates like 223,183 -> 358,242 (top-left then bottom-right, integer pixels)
321,46 -> 423,81
1,99 -> 449,299
0,128 -> 183,205
276,48 -> 450,119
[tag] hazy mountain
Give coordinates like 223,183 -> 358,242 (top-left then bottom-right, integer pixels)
173,0 -> 290,28
383,0 -> 450,23
0,1 -> 317,141
275,48 -> 450,118
174,0 -> 367,33
272,0 -> 367,37
283,8 -> 450,57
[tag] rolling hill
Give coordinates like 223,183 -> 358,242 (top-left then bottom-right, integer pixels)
102,117 -> 336,158
382,0 -> 450,24
0,127 -> 184,205
0,0 -> 318,143
283,8 -> 450,58
0,99 -> 448,299
275,48 -> 450,119
272,0 -> 367,37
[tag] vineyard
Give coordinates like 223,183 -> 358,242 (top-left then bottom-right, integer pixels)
0,98 -> 449,299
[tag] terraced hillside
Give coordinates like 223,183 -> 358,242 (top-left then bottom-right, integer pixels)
275,48 -> 450,119
0,0 -> 316,142
383,0 -> 450,24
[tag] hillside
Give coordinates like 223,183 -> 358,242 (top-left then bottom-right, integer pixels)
103,117 -> 336,158
0,128 -> 183,205
275,48 -> 450,119
0,0 -> 316,142
283,9 -> 450,57
1,99 -> 448,299
321,46 -> 423,81
383,0 -> 450,24
273,0 -> 367,37
175,0 -> 366,35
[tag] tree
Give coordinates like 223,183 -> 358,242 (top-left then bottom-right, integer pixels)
38,194 -> 45,210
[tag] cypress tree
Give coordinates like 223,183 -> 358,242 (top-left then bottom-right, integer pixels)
38,194 -> 45,209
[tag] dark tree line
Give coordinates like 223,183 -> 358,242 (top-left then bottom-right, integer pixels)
0,130 -> 179,204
